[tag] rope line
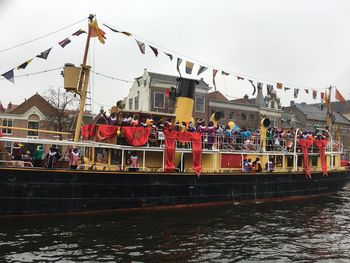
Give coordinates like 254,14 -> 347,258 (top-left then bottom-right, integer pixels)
0,17 -> 87,53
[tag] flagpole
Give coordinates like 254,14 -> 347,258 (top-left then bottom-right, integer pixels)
73,14 -> 94,142
326,85 -> 333,131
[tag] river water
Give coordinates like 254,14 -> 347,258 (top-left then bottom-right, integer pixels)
1,186 -> 350,262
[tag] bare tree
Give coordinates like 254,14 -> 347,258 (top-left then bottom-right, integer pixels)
44,87 -> 79,135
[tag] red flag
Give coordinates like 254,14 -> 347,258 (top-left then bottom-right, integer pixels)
335,89 -> 346,103
165,89 -> 170,97
89,19 -> 106,44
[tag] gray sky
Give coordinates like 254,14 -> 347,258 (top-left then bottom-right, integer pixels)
0,0 -> 349,113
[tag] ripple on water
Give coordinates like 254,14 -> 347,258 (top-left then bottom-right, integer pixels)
1,186 -> 350,262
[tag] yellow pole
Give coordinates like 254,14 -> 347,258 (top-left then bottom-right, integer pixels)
73,14 -> 94,142
0,125 -> 71,135
74,65 -> 91,142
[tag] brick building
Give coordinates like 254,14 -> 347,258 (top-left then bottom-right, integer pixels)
125,69 -> 283,129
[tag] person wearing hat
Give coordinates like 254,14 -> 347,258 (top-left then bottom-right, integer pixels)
45,147 -> 61,168
69,147 -> 80,169
33,145 -> 44,167
12,143 -> 23,161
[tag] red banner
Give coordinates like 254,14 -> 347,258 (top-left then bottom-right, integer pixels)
298,139 -> 314,178
97,125 -> 119,141
122,127 -> 152,146
80,124 -> 96,139
221,154 -> 242,168
163,129 -> 202,175
314,139 -> 328,176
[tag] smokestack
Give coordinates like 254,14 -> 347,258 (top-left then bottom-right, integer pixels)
174,78 -> 199,124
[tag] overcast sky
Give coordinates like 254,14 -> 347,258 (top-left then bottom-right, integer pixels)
0,0 -> 349,113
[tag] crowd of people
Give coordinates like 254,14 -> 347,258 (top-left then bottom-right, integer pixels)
11,143 -> 81,169
103,111 -> 331,152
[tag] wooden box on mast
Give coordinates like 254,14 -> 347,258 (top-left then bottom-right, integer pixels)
63,63 -> 82,93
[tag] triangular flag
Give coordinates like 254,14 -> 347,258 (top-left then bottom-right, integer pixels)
248,80 -> 256,96
185,61 -> 194,74
17,58 -> 33,70
135,40 -> 145,54
276,82 -> 283,89
294,88 -> 299,98
237,76 -> 244,80
164,52 -> 173,61
312,90 -> 317,100
58,38 -> 71,48
197,65 -> 207,76
176,58 -> 183,77
103,24 -> 132,36
304,89 -> 309,94
121,31 -> 132,36
222,71 -> 230,76
266,84 -> 274,96
36,47 -> 52,60
284,87 -> 291,91
149,45 -> 158,57
89,19 -> 106,44
72,29 -> 86,36
1,69 -> 14,83
335,88 -> 346,103
103,23 -> 119,33
213,69 -> 218,91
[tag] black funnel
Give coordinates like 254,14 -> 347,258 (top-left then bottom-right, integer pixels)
176,78 -> 199,99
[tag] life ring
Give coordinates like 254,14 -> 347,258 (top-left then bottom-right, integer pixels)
96,129 -> 107,141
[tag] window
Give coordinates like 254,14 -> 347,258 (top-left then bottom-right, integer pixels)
270,101 -> 275,109
28,121 -> 39,137
241,113 -> 247,121
249,114 -> 255,121
129,98 -> 133,110
2,118 -> 12,134
311,156 -> 317,166
229,112 -> 235,120
144,79 -> 147,87
134,97 -> 139,110
195,97 -> 205,113
154,92 -> 165,109
270,155 -> 283,167
168,99 -> 175,110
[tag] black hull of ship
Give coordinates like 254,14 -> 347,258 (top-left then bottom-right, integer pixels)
0,167 -> 349,215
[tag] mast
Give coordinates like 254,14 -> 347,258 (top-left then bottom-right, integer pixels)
326,85 -> 333,132
73,14 -> 94,142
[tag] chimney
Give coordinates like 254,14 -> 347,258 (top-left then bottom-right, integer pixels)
243,94 -> 249,101
290,101 -> 295,106
7,102 -> 12,111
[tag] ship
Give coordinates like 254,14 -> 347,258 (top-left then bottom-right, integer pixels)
0,15 -> 349,216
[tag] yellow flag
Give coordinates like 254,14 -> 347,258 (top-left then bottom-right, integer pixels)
89,19 -> 106,44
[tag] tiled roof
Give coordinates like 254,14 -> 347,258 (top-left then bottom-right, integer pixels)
208,91 -> 229,102
148,72 -> 211,89
8,93 -> 56,116
294,103 -> 350,124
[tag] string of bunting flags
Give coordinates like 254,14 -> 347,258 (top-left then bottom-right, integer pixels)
99,20 -> 348,103
0,18 -> 104,84
1,17 -> 347,104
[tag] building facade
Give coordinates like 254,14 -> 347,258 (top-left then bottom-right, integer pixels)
125,69 -> 283,129
283,102 -> 350,159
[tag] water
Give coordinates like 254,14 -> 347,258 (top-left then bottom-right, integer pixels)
1,186 -> 350,262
